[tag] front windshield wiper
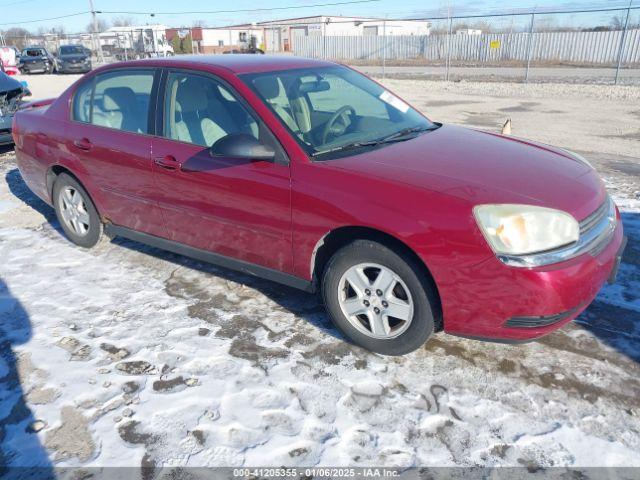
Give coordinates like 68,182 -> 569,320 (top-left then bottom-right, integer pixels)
310,124 -> 440,157
380,124 -> 440,143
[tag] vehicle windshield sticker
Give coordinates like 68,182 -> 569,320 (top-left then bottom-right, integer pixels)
379,91 -> 410,113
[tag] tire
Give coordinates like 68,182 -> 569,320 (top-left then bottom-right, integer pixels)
322,240 -> 436,355
53,173 -> 104,248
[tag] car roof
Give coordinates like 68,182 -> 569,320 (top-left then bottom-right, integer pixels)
100,55 -> 338,75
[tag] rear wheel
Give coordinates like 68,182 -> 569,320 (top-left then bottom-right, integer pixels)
322,240 -> 436,355
53,173 -> 103,248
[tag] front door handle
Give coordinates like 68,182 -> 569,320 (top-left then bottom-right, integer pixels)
153,155 -> 180,171
73,138 -> 92,151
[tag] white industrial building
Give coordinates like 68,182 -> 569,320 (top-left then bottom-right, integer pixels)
258,16 -> 431,52
172,16 -> 431,54
99,25 -> 173,58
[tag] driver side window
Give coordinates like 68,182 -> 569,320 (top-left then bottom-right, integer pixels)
163,72 -> 259,147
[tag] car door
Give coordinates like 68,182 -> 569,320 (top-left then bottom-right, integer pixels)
151,69 -> 293,273
66,68 -> 167,237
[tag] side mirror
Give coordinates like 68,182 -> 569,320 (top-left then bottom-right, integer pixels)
210,134 -> 275,162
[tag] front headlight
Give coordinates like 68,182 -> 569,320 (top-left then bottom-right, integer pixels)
474,204 -> 579,256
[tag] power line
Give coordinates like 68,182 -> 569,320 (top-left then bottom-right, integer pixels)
0,11 -> 89,27
0,0 -> 381,29
1,2 -> 636,31
98,0 -> 382,16
0,0 -> 38,6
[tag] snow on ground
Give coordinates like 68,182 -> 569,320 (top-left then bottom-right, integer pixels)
1,154 -> 639,470
1,76 -> 639,471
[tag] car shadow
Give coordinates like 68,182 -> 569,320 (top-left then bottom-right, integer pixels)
575,210 -> 640,363
0,278 -> 55,476
109,236 -> 339,338
4,168 -> 64,235
4,167 -> 341,343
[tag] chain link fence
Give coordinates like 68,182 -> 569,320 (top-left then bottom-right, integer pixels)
1,6 -> 639,84
0,27 -> 174,67
283,6 -> 640,85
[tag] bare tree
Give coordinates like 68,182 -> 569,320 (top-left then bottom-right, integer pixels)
50,25 -> 67,36
2,27 -> 31,49
86,18 -> 109,33
610,15 -> 624,30
111,16 -> 134,27
192,20 -> 207,28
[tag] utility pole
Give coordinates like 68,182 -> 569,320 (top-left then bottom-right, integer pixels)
89,0 -> 104,64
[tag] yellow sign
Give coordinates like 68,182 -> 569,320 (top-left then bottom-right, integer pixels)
490,40 -> 501,49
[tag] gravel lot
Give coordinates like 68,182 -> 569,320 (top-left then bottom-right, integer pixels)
1,73 -> 639,471
356,65 -> 640,85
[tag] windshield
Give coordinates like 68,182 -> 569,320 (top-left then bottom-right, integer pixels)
242,66 -> 434,158
22,49 -> 45,57
60,45 -> 85,55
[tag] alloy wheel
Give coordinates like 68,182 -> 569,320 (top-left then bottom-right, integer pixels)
338,262 -> 414,339
59,186 -> 90,236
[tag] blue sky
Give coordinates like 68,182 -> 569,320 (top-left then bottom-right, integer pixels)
1,0 -> 636,33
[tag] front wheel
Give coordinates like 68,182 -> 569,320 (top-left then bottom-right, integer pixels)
322,240 -> 436,355
53,173 -> 104,248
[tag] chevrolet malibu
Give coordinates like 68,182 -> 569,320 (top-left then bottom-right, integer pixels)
12,56 -> 626,355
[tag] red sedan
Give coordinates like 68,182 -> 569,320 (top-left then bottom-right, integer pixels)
12,56 -> 626,355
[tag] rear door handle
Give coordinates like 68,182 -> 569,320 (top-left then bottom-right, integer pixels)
73,138 -> 92,151
153,155 -> 180,171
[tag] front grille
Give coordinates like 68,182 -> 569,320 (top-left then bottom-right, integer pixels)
0,88 -> 24,116
579,197 -> 609,235
505,307 -> 579,328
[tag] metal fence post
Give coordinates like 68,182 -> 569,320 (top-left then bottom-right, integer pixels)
382,18 -> 387,80
445,16 -> 453,81
323,21 -> 327,60
615,0 -> 633,85
524,12 -> 536,83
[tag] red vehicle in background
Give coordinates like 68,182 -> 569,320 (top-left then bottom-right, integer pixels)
11,56 -> 626,355
0,46 -> 21,75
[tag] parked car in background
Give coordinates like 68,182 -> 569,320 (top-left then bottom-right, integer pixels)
55,45 -> 92,74
0,46 -> 21,76
0,71 -> 30,145
19,46 -> 55,74
11,56 -> 626,355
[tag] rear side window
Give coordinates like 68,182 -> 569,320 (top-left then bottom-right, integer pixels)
72,79 -> 93,123
72,69 -> 155,134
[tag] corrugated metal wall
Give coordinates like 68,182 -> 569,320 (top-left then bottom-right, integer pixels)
294,29 -> 640,65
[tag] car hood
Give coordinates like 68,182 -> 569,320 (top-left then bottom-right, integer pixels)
0,71 -> 22,92
328,124 -> 605,220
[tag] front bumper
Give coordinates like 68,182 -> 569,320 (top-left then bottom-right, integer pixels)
21,62 -> 50,73
441,213 -> 626,342
0,114 -> 13,145
58,63 -> 91,73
